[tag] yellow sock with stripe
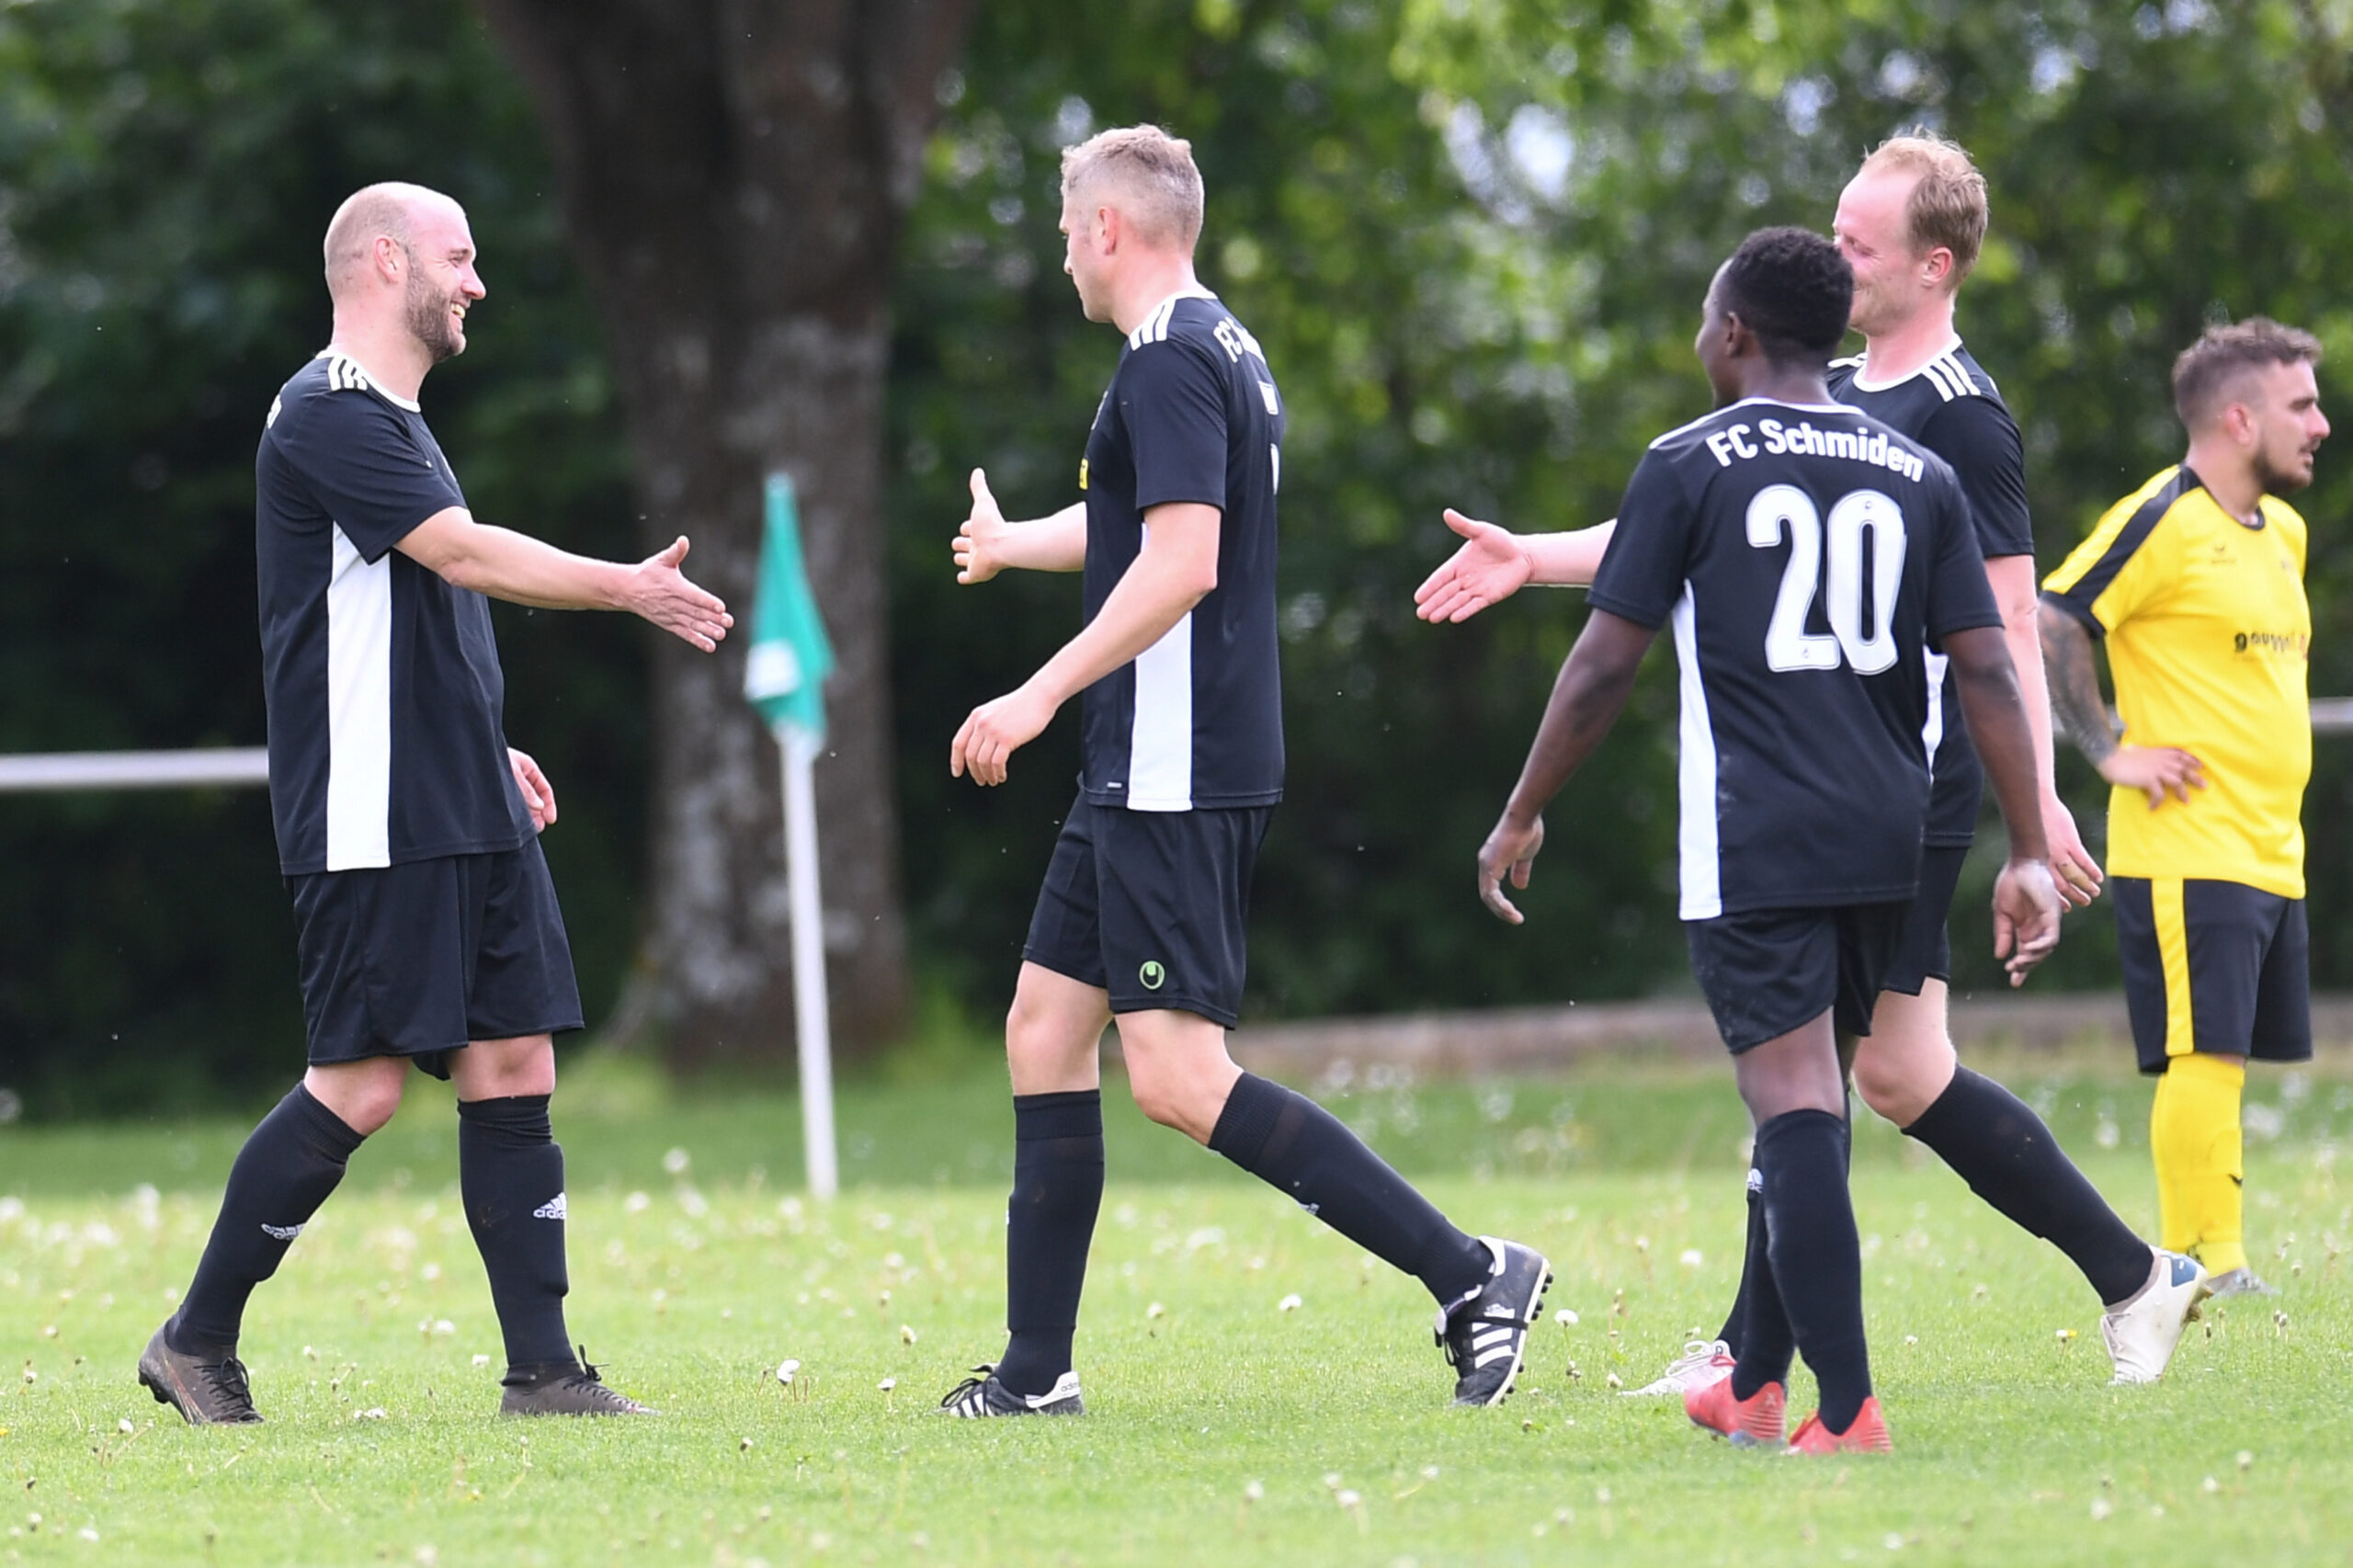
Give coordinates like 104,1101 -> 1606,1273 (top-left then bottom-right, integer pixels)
2149,1052 -> 2247,1275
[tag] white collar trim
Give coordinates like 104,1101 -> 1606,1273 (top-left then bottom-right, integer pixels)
316,347 -> 422,412
1847,335 -> 1965,393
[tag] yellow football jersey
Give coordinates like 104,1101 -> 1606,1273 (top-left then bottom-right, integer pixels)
2041,466 -> 2311,897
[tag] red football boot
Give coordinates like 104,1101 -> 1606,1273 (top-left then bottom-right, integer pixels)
1786,1396 -> 1892,1454
1685,1373 -> 1786,1446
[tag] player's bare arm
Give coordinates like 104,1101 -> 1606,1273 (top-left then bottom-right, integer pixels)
1414,514 -> 1619,622
1984,552 -> 2099,905
1942,624 -> 2063,983
1477,608 -> 1655,924
951,500 -> 1219,787
397,507 -> 733,652
953,468 -> 1087,584
2037,599 -> 2207,808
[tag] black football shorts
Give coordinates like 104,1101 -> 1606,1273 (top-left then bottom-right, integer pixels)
1022,797 -> 1271,1028
2111,876 -> 2311,1076
1685,902 -> 1912,1053
1881,843 -> 1970,997
286,838 -> 584,1078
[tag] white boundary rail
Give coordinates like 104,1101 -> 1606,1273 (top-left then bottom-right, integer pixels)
2,706 -> 2352,795
0,747 -> 268,792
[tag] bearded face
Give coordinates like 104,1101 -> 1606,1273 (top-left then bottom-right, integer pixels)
402,248 -> 468,363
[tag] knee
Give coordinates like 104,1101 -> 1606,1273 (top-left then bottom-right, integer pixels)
1124,1065 -> 1191,1134
306,1066 -> 404,1136
1122,1053 -> 1235,1144
1851,1046 -> 1949,1129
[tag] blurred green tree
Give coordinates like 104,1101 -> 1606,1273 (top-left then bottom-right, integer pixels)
0,0 -> 645,1111
6,0 -> 2352,1115
472,1 -> 979,1066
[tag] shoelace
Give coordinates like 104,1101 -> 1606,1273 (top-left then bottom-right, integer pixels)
938,1366 -> 995,1413
1663,1339 -> 1723,1375
201,1355 -> 256,1414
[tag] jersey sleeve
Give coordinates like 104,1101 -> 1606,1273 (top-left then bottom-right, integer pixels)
1585,451 -> 1693,629
1920,398 -> 2034,559
268,389 -> 464,562
2039,480 -> 2183,637
1920,466 -> 2002,642
1119,340 -> 1230,513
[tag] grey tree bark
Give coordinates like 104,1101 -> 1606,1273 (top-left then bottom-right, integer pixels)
472,0 -> 978,1064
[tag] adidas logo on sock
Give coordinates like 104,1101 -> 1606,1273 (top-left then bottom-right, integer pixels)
532,1193 -> 568,1221
260,1221 -> 305,1241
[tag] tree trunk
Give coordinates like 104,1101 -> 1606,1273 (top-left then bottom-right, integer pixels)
472,0 -> 976,1064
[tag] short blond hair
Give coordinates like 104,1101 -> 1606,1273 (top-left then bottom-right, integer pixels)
2172,317 -> 2324,429
1060,125 -> 1204,252
1858,131 -> 1988,288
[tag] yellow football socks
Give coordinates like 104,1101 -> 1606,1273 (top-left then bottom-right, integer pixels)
2149,1051 -> 2247,1275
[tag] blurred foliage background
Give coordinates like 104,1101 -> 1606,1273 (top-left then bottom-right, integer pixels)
4,0 -> 2350,1113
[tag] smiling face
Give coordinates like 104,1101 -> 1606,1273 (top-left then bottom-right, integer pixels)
398,199 -> 484,362
1832,168 -> 1934,338
2241,358 -> 2330,494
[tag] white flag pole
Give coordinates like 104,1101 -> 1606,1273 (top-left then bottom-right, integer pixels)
778,722 -> 839,1199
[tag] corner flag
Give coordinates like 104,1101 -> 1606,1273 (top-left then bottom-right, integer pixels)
744,472 -> 839,1199
744,474 -> 835,741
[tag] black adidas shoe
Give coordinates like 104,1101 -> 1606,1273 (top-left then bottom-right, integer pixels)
499,1349 -> 656,1416
937,1364 -> 1085,1417
138,1321 -> 263,1426
1436,1236 -> 1552,1407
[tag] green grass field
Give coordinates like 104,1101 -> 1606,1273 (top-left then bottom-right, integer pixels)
3,1049 -> 2349,1566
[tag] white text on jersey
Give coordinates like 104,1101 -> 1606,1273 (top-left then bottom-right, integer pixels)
1703,419 -> 1927,483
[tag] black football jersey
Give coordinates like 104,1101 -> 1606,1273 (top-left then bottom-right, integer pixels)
1586,397 -> 2001,916
1827,342 -> 2031,846
256,353 -> 532,875
1076,292 -> 1285,812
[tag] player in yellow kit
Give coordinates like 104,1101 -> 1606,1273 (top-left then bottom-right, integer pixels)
2040,319 -> 2328,1297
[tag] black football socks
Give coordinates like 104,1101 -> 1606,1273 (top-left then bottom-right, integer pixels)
457,1094 -> 575,1376
1903,1066 -> 2153,1305
995,1089 -> 1105,1397
170,1083 -> 365,1352
1714,1168 -> 1765,1356
1752,1109 -> 1871,1434
1210,1072 -> 1493,1309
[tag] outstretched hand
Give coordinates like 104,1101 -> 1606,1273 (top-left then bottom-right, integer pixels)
953,469 -> 1012,585
1415,508 -> 1533,624
1990,858 -> 2063,986
623,537 -> 733,652
1475,812 -> 1545,925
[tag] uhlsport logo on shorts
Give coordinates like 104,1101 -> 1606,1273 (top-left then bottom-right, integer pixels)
1139,960 -> 1166,991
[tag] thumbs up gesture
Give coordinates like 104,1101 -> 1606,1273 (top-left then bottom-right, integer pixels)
954,468 -> 1012,585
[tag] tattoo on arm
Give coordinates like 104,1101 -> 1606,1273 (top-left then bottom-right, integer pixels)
2038,603 -> 2118,767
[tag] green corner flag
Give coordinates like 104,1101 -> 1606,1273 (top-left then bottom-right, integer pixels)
744,473 -> 835,742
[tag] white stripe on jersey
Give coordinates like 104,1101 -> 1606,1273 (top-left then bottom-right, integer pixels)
1126,517 -> 1196,810
1124,289 -> 1215,350
1670,584 -> 1723,920
324,524 -> 394,870
1920,649 -> 1949,767
321,350 -> 422,413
